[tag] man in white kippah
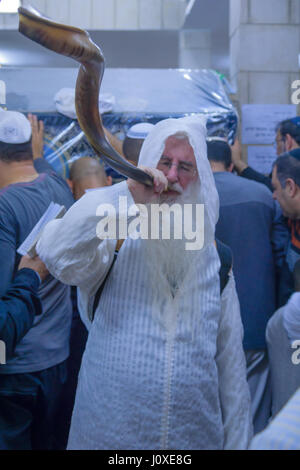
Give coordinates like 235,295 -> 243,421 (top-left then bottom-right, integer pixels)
0,110 -> 74,450
122,122 -> 155,166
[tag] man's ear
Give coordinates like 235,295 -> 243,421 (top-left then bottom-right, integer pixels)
107,175 -> 113,186
285,134 -> 295,152
285,178 -> 297,197
66,178 -> 73,192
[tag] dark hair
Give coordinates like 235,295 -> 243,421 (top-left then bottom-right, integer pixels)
293,259 -> 300,291
0,141 -> 33,163
206,139 -> 232,169
274,150 -> 300,187
276,118 -> 300,145
122,137 -> 144,165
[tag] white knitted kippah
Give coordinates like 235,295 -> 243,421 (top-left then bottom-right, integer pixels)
0,110 -> 32,144
126,123 -> 155,139
0,111 -> 31,144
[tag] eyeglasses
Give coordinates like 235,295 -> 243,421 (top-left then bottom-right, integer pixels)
157,157 -> 197,177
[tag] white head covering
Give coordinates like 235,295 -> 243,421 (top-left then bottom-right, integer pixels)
138,115 -> 220,240
126,123 -> 155,139
54,88 -> 115,119
0,111 -> 32,144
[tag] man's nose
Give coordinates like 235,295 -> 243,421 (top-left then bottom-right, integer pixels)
166,164 -> 179,183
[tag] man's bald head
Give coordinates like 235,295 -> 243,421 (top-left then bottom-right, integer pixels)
69,156 -> 112,200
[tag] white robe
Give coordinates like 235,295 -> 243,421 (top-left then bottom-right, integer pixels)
37,116 -> 253,449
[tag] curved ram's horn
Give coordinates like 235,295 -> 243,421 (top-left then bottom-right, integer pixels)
18,6 -> 153,187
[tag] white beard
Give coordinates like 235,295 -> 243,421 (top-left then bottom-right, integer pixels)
142,181 -> 201,300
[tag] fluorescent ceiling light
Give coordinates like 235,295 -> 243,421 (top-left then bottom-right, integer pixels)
0,0 -> 20,13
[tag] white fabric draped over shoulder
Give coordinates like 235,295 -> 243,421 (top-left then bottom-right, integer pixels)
36,115 -> 252,450
37,181 -> 132,292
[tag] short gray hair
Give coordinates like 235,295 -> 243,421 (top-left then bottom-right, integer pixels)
274,152 -> 300,188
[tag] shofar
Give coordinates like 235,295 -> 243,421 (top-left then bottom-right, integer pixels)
18,5 -> 153,187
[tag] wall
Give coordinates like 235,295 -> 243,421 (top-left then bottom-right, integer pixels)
229,0 -> 300,167
230,0 -> 300,105
0,0 -> 188,30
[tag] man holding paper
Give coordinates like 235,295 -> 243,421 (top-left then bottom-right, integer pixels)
0,110 -> 73,449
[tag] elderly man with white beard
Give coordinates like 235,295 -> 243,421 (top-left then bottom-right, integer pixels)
36,116 -> 253,450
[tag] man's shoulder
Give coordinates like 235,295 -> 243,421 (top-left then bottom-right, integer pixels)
215,172 -> 274,206
41,171 -> 74,203
0,175 -> 73,231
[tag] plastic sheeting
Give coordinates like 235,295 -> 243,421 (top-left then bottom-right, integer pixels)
3,68 -> 238,179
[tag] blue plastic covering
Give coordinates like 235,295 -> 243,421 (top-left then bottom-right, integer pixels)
2,67 -> 238,179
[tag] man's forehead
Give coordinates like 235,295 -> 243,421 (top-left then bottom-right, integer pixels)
163,134 -> 196,160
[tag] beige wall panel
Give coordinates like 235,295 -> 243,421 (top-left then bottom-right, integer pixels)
248,72 -> 291,104
69,0 -> 92,29
46,0 -> 70,24
239,24 -> 299,73
30,0 -> 47,14
249,0 -> 289,24
115,0 -> 138,30
91,0 -> 115,30
139,0 -> 161,30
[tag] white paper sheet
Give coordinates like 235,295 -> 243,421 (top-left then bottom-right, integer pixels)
247,146 -> 277,175
18,202 -> 66,257
242,104 -> 297,145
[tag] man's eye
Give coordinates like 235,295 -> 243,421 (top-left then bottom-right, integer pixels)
180,165 -> 192,172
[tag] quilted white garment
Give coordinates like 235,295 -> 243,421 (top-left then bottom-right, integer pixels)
37,116 -> 253,449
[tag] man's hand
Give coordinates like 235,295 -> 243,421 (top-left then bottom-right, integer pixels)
127,166 -> 168,204
28,113 -> 44,160
18,255 -> 49,282
230,138 -> 247,175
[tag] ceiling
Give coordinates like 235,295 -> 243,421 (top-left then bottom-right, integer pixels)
0,0 -> 229,72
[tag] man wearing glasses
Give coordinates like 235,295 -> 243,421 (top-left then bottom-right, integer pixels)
231,117 -> 300,192
37,116 -> 252,450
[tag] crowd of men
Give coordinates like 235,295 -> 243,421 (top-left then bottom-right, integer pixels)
0,108 -> 300,450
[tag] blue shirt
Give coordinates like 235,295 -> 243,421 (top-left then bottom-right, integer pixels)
0,161 -> 74,373
0,269 -> 41,361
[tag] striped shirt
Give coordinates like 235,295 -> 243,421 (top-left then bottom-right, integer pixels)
250,388 -> 300,450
